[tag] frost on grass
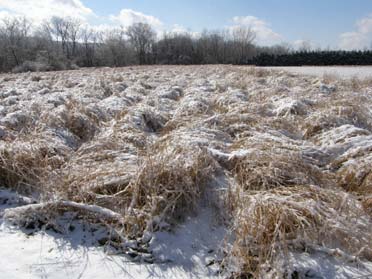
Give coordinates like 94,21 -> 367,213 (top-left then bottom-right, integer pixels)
0,66 -> 372,278
227,186 -> 372,277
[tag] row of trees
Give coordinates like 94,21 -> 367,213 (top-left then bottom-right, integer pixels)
251,50 -> 372,66
0,16 -> 371,72
0,16 -> 259,72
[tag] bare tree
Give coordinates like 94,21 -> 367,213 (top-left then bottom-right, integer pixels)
231,26 -> 256,63
45,17 -> 80,59
298,40 -> 312,52
80,26 -> 98,66
99,27 -> 134,66
126,23 -> 156,64
206,31 -> 225,63
271,43 -> 292,56
0,17 -> 31,67
68,18 -> 81,57
51,17 -> 70,57
156,32 -> 195,64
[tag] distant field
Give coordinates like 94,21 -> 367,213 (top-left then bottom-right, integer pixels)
264,66 -> 372,79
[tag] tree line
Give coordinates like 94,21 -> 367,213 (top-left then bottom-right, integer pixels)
0,16 -> 258,72
250,50 -> 372,66
0,16 -> 371,73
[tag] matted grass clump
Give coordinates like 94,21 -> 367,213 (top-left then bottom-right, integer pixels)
0,139 -> 65,194
302,99 -> 372,139
122,145 -> 218,235
228,185 -> 372,277
338,163 -> 372,195
23,142 -> 220,239
232,150 -> 332,191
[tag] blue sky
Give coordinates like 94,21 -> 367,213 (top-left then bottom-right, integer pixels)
0,0 -> 372,49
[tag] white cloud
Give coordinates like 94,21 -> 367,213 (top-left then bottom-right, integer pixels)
170,24 -> 188,34
0,9 -> 11,20
230,16 -> 283,45
168,24 -> 200,38
292,39 -> 317,51
0,0 -> 93,24
110,9 -> 163,30
339,32 -> 368,50
356,16 -> 372,34
339,14 -> 372,50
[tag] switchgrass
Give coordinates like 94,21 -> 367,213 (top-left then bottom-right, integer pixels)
36,140 -> 219,238
232,150 -> 332,191
122,146 -> 218,235
228,186 -> 372,277
0,139 -> 65,194
337,158 -> 372,202
1,65 -> 372,278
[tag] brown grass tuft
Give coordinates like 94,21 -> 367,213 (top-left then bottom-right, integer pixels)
228,186 -> 372,277
119,146 -> 218,236
232,150 -> 331,191
0,140 -> 65,194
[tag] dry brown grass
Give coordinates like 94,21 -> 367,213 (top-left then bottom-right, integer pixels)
338,167 -> 372,195
122,146 -> 218,235
338,75 -> 372,91
246,66 -> 272,78
0,139 -> 65,194
41,142 -> 219,238
2,66 -> 372,277
228,186 -> 372,277
322,72 -> 339,84
232,150 -> 332,191
361,196 -> 372,215
0,140 -> 64,184
222,67 -> 272,90
302,102 -> 372,139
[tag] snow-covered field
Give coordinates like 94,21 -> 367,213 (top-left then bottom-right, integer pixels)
265,66 -> 372,79
0,189 -> 223,279
0,65 -> 372,278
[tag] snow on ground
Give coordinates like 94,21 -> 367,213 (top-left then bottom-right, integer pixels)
288,252 -> 372,279
0,225 -> 221,279
264,66 -> 372,79
0,189 -> 224,279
